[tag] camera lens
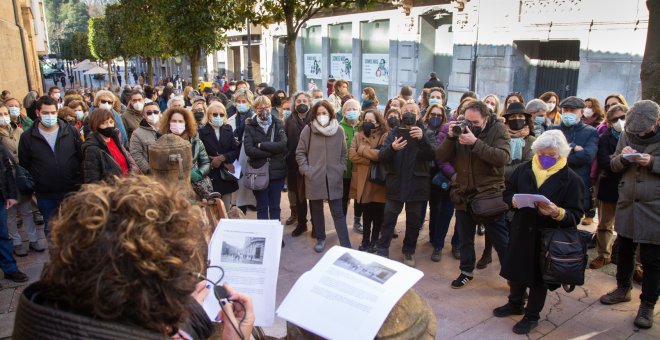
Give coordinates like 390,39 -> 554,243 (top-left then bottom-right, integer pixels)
452,125 -> 463,135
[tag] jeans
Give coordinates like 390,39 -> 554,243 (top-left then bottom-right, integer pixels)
309,199 -> 351,247
361,202 -> 385,246
253,178 -> 285,220
455,210 -> 508,275
508,280 -> 548,321
376,200 -> 425,257
615,235 -> 660,304
342,178 -> 362,222
0,205 -> 18,274
37,197 -> 62,237
7,197 -> 38,245
429,194 -> 457,250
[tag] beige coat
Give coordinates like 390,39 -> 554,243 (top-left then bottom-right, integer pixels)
129,123 -> 159,174
296,123 -> 346,201
348,128 -> 387,203
0,125 -> 22,160
121,107 -> 143,140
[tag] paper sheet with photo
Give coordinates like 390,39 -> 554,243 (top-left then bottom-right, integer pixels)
203,219 -> 283,327
513,193 -> 551,209
276,246 -> 424,340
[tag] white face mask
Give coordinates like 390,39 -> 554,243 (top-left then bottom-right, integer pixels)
148,114 -> 161,126
583,108 -> 594,118
8,107 -> 20,117
613,119 -> 625,132
486,104 -> 495,112
53,93 -> 61,99
99,103 -> 113,111
75,110 -> 84,120
0,116 -> 10,126
317,115 -> 330,126
133,101 -> 145,111
547,103 -> 556,111
170,122 -> 186,135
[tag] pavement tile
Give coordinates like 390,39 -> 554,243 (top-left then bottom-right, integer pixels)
0,312 -> 15,338
0,289 -> 15,314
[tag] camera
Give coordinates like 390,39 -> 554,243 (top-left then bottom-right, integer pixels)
452,120 -> 470,135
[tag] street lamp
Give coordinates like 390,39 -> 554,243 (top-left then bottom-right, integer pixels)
246,18 -> 254,92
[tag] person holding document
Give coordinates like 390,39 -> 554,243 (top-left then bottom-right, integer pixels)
496,130 -> 584,335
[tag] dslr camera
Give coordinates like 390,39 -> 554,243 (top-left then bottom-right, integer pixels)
452,120 -> 470,135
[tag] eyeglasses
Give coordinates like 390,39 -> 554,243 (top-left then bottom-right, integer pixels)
255,107 -> 271,113
145,110 -> 160,116
211,113 -> 226,117
608,115 -> 625,123
100,99 -> 113,105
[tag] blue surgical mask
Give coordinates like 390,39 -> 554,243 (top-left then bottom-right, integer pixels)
211,116 -> 224,127
345,110 -> 359,121
8,107 -> 20,117
41,114 -> 58,128
534,116 -> 545,125
236,103 -> 249,113
561,113 -> 578,127
75,110 -> 84,121
283,110 -> 291,119
428,98 -> 441,106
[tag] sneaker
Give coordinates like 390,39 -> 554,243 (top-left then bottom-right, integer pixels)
291,225 -> 308,237
589,256 -> 611,269
403,254 -> 416,267
477,224 -> 485,236
451,273 -> 473,289
512,316 -> 539,334
431,248 -> 442,262
367,245 -> 377,253
581,217 -> 594,225
29,241 -> 45,252
314,239 -> 326,253
451,245 -> 461,259
5,271 -> 29,283
476,253 -> 492,269
353,221 -> 363,234
493,303 -> 524,317
633,268 -> 644,284
634,301 -> 655,329
13,245 -> 28,257
600,286 -> 632,305
285,215 -> 297,225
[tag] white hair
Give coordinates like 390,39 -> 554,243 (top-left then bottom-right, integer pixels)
167,95 -> 185,108
531,130 -> 571,157
526,99 -> 548,114
342,99 -> 360,113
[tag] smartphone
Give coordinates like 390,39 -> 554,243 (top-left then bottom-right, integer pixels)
396,127 -> 412,142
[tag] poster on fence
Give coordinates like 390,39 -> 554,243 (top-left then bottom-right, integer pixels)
362,54 -> 389,85
304,54 -> 322,79
330,53 -> 352,81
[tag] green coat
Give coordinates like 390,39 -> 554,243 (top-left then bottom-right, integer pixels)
340,118 -> 359,178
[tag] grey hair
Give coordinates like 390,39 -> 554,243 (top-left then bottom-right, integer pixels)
526,99 -> 548,114
167,96 -> 185,108
290,91 -> 311,112
531,130 -> 571,157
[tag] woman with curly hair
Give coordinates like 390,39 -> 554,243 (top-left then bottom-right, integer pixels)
12,176 -> 254,339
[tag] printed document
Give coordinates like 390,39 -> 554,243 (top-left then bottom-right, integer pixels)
513,193 -> 552,209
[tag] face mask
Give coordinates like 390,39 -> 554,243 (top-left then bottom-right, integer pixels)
345,110 -> 359,121
534,116 -> 545,125
547,103 -> 556,111
8,107 -> 20,117
75,110 -> 84,121
41,114 -> 58,128
402,112 -> 416,126
429,98 -> 441,106
295,104 -> 309,114
312,99 -> 321,106
97,126 -> 115,138
428,117 -> 442,129
583,108 -> 594,118
133,101 -> 144,111
99,103 -> 113,111
317,115 -> 330,126
612,119 -> 624,133
639,127 -> 658,140
194,111 -> 205,122
362,121 -> 376,137
211,116 -> 224,127
258,112 -> 272,125
486,103 -> 495,112
508,119 -> 526,131
283,110 -> 292,119
561,112 -> 578,126
229,86 -> 236,91
170,122 -> 186,135
236,103 -> 249,113
53,93 -> 61,99
387,117 -> 400,129
0,116 -> 10,126
148,114 -> 161,126
538,154 -> 558,169
417,95 -> 423,103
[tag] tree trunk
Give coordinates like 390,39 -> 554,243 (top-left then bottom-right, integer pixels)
190,49 -> 201,90
641,0 -> 659,103
285,13 -> 298,94
124,55 -> 130,87
147,57 -> 154,86
107,59 -> 114,88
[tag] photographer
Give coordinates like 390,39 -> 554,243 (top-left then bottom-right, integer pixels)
436,100 -> 511,289
374,100 -> 436,267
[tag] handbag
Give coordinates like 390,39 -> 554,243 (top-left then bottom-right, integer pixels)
239,127 -> 274,191
468,192 -> 509,223
219,167 -> 238,182
368,161 -> 386,184
8,157 -> 34,195
540,227 -> 591,292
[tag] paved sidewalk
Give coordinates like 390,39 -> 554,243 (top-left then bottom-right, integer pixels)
1,200 -> 659,339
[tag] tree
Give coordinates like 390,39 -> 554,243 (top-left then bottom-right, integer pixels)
44,0 -> 90,54
260,0 -> 383,93
88,16 -> 120,87
641,0 -> 659,103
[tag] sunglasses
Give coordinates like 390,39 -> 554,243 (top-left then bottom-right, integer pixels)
211,113 -> 226,117
608,115 -> 625,123
100,99 -> 113,105
145,110 -> 160,116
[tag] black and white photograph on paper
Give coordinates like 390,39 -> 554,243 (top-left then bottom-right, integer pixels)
221,236 -> 266,265
333,252 -> 397,284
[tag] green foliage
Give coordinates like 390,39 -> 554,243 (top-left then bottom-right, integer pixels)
88,16 -> 119,61
118,0 -> 171,60
59,31 -> 93,60
44,0 -> 90,53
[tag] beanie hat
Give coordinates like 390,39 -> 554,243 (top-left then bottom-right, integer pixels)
625,100 -> 660,134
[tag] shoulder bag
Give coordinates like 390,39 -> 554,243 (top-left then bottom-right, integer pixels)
540,227 -> 591,292
468,192 -> 509,223
368,134 -> 387,184
240,127 -> 275,191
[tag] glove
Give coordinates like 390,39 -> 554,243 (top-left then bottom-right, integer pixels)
191,168 -> 203,183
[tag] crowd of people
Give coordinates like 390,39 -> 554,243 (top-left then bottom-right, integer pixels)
1,69 -> 659,337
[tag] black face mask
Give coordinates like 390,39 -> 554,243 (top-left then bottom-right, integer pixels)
295,104 -> 309,114
387,117 -> 400,129
362,121 -> 376,137
639,127 -> 657,139
402,112 -> 417,126
469,123 -> 483,136
508,119 -> 526,131
193,111 -> 205,122
98,127 -> 115,138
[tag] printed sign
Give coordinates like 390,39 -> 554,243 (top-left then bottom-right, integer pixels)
362,54 -> 390,85
304,54 -> 322,79
330,53 -> 352,81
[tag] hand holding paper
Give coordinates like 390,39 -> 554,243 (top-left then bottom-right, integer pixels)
512,194 -> 551,209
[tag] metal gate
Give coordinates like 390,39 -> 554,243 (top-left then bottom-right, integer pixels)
534,40 -> 580,99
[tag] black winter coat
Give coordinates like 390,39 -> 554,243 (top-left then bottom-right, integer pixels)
243,117 -> 288,180
198,124 -> 240,194
596,129 -> 622,203
378,128 -> 437,202
18,119 -> 82,200
285,113 -> 308,170
500,162 -> 584,287
0,143 -> 17,202
82,131 -> 133,183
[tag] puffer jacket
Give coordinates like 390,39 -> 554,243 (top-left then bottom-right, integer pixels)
190,135 -> 211,182
340,118 -> 360,178
243,116 -> 288,181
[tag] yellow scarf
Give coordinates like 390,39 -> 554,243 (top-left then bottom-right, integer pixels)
531,154 -> 567,188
